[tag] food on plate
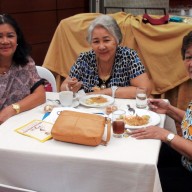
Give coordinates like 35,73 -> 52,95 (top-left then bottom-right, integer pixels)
92,86 -> 101,92
85,95 -> 108,105
105,105 -> 118,115
124,115 -> 150,126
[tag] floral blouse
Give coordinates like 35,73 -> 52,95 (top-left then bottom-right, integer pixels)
181,101 -> 192,172
0,58 -> 41,110
69,46 -> 146,93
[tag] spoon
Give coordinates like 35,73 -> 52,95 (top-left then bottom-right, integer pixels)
47,99 -> 61,105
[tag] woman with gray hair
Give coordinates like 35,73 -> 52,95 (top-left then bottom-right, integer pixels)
61,14 -> 151,98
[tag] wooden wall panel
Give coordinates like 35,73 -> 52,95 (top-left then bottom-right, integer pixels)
57,8 -> 88,22
57,0 -> 89,9
12,11 -> 57,44
0,0 -> 89,65
0,0 -> 56,13
31,43 -> 50,66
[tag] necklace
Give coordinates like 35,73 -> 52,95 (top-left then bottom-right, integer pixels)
100,75 -> 111,89
97,60 -> 113,89
0,63 -> 12,75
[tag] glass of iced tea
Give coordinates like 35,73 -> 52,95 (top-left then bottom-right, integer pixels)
112,109 -> 126,138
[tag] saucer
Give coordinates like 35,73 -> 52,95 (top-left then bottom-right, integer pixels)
71,100 -> 79,108
61,100 -> 79,108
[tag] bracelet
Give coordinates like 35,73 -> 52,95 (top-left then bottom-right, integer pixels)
111,86 -> 118,98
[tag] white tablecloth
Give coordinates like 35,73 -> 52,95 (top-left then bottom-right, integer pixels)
0,92 -> 175,192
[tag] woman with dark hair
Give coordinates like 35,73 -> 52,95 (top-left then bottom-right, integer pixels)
60,14 -> 152,98
130,31 -> 192,192
0,14 -> 45,124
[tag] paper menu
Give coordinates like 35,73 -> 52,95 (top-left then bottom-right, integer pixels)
15,120 -> 53,142
44,107 -> 105,123
44,107 -> 79,123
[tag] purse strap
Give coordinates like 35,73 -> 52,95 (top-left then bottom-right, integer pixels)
101,117 -> 111,146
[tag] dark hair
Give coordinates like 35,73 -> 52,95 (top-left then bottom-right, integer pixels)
0,14 -> 31,66
181,31 -> 192,60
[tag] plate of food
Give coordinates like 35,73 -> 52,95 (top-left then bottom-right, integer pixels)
109,108 -> 160,129
79,94 -> 114,108
124,109 -> 160,129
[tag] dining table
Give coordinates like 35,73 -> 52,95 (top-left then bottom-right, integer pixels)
0,92 -> 177,192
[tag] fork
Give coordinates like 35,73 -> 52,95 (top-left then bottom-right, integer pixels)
127,104 -> 136,115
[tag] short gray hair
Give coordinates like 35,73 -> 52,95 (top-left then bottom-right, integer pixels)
87,14 -> 122,45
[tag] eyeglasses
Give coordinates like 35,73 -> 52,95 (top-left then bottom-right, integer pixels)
185,55 -> 192,62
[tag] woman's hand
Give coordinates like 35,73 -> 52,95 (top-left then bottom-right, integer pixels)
0,106 -> 15,124
61,76 -> 82,93
148,98 -> 169,114
130,125 -> 169,142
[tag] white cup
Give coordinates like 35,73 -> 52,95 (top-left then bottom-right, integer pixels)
136,87 -> 147,109
59,91 -> 73,107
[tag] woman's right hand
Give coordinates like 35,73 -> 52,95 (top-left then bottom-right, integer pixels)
148,98 -> 169,114
60,76 -> 82,93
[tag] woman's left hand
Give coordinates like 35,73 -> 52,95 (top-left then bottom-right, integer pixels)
129,125 -> 169,141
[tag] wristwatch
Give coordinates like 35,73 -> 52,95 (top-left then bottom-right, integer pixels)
111,86 -> 118,98
166,133 -> 175,143
12,103 -> 20,114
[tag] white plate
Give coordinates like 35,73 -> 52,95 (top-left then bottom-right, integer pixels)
109,109 -> 160,129
125,109 -> 160,129
79,94 -> 114,108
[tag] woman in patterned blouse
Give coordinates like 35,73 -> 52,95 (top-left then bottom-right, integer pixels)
0,14 -> 45,124
60,14 -> 152,98
130,31 -> 192,192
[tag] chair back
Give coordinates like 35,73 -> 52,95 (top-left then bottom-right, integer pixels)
36,66 -> 57,92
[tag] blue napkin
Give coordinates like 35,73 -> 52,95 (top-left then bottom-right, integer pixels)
42,112 -> 51,120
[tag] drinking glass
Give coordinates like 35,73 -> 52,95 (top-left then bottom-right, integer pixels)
112,109 -> 125,138
136,87 -> 147,109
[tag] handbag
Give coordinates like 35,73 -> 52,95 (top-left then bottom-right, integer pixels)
142,13 -> 169,25
51,110 -> 111,146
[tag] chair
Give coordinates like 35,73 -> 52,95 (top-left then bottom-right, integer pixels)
36,66 -> 57,92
